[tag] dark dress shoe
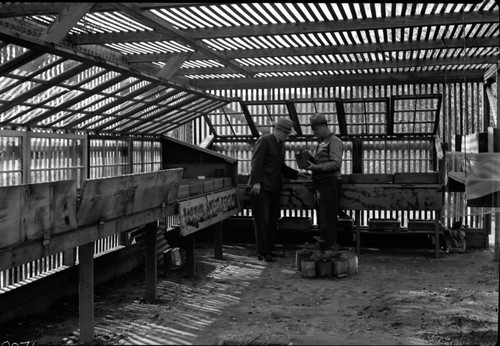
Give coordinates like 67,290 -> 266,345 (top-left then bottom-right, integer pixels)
257,254 -> 276,262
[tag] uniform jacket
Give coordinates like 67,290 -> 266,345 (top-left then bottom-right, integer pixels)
250,133 -> 299,192
309,132 -> 343,181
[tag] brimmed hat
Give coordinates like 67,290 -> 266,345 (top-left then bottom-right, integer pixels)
309,113 -> 328,126
274,118 -> 294,134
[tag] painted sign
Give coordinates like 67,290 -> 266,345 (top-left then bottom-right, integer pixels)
178,188 -> 240,236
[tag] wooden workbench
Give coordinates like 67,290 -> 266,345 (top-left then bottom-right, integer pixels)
239,179 -> 444,258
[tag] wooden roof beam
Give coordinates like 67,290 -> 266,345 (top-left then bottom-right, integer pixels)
157,52 -> 192,79
68,10 -> 499,43
40,3 -> 95,43
190,69 -> 487,90
109,3 -> 253,78
0,3 -> 214,18
122,37 -> 499,63
176,56 -> 499,76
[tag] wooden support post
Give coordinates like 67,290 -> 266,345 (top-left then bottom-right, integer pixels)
435,211 -> 441,259
144,221 -> 158,303
494,212 -> 500,262
355,210 -> 361,256
213,222 -> 223,260
184,233 -> 195,277
119,231 -> 129,246
63,248 -> 76,266
79,242 -> 94,343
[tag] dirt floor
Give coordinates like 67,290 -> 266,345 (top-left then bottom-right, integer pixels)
1,242 -> 499,345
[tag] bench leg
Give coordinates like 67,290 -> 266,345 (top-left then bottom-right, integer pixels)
184,233 -> 195,277
214,222 -> 223,260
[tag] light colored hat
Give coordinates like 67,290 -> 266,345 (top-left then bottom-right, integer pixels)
309,113 -> 328,126
274,118 -> 294,134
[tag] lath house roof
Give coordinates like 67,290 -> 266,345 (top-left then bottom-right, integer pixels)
0,2 -> 498,136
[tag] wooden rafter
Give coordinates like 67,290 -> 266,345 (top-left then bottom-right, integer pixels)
40,3 -> 95,43
91,89 -> 186,132
175,56 -> 499,76
0,3 -> 213,18
68,10 -> 499,44
187,69 -> 487,90
121,37 -> 498,63
157,52 -> 193,79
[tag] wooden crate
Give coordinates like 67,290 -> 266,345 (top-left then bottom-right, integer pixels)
368,218 -> 401,232
177,185 -> 190,199
213,178 -> 224,190
202,180 -> 214,193
338,218 -> 354,233
278,217 -> 312,231
393,173 -> 438,184
223,177 -> 233,188
463,227 -> 488,249
350,173 -> 393,184
407,219 -> 435,232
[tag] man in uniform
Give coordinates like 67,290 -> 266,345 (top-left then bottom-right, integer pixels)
303,113 -> 344,250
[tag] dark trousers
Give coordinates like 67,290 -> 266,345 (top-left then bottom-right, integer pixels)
252,190 -> 281,255
314,177 -> 340,249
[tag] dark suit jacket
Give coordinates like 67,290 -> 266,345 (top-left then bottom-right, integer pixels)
250,133 -> 299,193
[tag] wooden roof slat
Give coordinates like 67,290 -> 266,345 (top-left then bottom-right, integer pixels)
134,97 -> 217,134
62,81 -> 157,129
25,72 -> 131,127
104,93 -> 200,133
0,63 -> 89,118
66,10 -> 499,46
177,55 -> 497,76
190,69 -> 486,90
109,3 -> 253,78
90,88 -> 185,131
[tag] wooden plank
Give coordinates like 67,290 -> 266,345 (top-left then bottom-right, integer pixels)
79,242 -> 94,343
0,180 -> 77,249
350,173 -> 393,184
393,172 -> 438,184
0,203 -> 177,272
40,3 -> 94,43
368,219 -> 401,232
77,168 -> 182,227
178,188 -> 240,236
0,185 -> 23,248
340,184 -> 444,211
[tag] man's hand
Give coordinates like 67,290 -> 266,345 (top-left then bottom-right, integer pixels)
251,182 -> 261,194
297,172 -> 310,179
305,160 -> 318,171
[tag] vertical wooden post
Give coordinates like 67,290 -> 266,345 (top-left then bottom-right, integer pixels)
63,248 -> 76,266
435,211 -> 441,259
494,212 -> 500,262
79,242 -> 94,343
144,221 -> 158,303
184,233 -> 195,277
355,210 -> 361,256
213,222 -> 223,260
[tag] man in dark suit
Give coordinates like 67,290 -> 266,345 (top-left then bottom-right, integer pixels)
250,118 -> 306,262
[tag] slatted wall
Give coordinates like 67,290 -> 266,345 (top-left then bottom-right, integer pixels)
193,83 -> 487,229
0,133 -> 163,290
